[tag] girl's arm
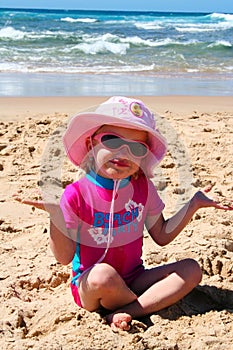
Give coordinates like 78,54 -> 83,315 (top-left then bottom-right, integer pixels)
14,196 -> 76,265
148,188 -> 233,246
49,222 -> 76,265
49,207 -> 76,265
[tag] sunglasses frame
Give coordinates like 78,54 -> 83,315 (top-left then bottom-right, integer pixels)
92,132 -> 150,159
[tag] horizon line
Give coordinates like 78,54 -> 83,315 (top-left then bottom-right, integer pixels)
0,7 -> 231,15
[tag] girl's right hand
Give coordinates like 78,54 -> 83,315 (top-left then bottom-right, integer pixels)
13,192 -> 59,214
14,192 -> 76,264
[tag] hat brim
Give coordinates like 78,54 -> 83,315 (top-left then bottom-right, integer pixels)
63,112 -> 167,170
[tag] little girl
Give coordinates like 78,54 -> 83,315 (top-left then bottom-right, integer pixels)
15,96 -> 232,331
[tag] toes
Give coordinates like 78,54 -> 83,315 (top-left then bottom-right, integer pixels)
110,320 -> 131,332
120,321 -> 131,331
107,313 -> 132,332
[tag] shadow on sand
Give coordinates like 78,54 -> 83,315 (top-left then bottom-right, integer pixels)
140,284 -> 233,328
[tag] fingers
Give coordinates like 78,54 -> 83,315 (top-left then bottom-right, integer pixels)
12,193 -> 31,204
12,193 -> 29,204
212,194 -> 233,210
12,192 -> 46,211
13,189 -> 41,201
213,199 -> 233,211
201,184 -> 233,210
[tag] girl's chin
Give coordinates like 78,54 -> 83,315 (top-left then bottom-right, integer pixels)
97,167 -> 134,180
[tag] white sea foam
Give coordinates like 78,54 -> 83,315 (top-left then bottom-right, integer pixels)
0,62 -> 28,72
79,34 -> 198,48
0,47 -> 8,52
76,41 -> 129,55
59,35 -> 200,53
187,69 -> 199,73
76,32 -> 153,50
120,36 -> 155,46
92,33 -> 118,42
208,40 -> 232,48
0,60 -> 155,74
0,26 -> 74,41
1,59 -> 233,75
176,20 -> 233,33
175,26 -> 216,33
105,20 -> 131,25
0,26 -> 25,39
209,13 -> 233,21
134,22 -> 163,30
61,17 -> 97,23
149,38 -> 199,47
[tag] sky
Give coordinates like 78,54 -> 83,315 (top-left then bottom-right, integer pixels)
0,0 -> 233,13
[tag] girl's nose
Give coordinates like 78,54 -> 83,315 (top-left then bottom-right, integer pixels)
115,145 -> 131,158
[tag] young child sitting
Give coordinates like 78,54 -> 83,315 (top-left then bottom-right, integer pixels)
15,96 -> 232,331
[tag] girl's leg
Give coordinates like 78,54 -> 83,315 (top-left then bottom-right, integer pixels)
78,262 -> 138,312
106,258 -> 202,329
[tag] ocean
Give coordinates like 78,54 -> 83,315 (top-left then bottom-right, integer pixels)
0,8 -> 233,96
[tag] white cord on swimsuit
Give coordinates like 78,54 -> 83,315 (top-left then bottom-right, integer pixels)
94,178 -> 121,265
77,139 -> 121,279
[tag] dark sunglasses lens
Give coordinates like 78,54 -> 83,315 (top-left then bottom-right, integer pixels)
101,134 -> 148,157
101,135 -> 122,149
130,143 -> 148,157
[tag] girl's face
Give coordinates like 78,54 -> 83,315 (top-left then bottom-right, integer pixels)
89,125 -> 149,179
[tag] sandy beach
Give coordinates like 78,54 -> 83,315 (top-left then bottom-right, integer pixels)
0,95 -> 233,350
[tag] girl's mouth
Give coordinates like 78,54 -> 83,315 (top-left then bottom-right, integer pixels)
109,158 -> 130,167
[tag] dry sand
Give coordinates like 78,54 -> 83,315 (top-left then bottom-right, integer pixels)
0,96 -> 233,350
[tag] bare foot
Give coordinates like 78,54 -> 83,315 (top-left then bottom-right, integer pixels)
106,312 -> 132,332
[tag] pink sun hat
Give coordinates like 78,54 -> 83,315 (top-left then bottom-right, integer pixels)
63,96 -> 167,176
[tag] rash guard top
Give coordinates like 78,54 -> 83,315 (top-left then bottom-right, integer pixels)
60,170 -> 164,287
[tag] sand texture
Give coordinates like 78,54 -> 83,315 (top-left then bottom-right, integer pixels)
0,96 -> 233,350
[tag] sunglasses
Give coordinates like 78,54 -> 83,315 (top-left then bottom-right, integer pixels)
92,132 -> 150,158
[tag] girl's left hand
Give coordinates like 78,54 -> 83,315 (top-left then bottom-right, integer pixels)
193,185 -> 233,211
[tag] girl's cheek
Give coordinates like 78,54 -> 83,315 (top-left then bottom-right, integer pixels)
95,148 -> 111,163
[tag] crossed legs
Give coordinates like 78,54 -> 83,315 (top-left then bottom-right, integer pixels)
78,259 -> 202,330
